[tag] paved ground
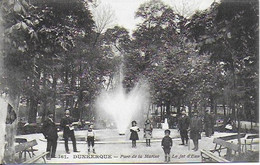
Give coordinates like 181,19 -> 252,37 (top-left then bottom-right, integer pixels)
14,129 -> 252,163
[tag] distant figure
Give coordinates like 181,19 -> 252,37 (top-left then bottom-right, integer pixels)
161,129 -> 172,163
144,119 -> 153,147
178,110 -> 190,145
225,117 -> 234,132
60,109 -> 80,154
204,110 -> 213,137
86,124 -> 95,154
189,111 -> 202,151
42,112 -> 58,159
130,120 -> 140,148
162,118 -> 169,130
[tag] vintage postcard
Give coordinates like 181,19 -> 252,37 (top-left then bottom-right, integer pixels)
0,0 -> 259,164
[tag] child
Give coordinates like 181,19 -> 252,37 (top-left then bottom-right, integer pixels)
86,124 -> 95,154
130,120 -> 140,148
144,119 -> 153,147
161,129 -> 172,163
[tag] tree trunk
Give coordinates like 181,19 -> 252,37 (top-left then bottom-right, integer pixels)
51,75 -> 57,122
177,98 -> 181,114
165,102 -> 171,119
28,97 -> 38,123
214,102 -> 217,115
76,89 -> 83,121
28,75 -> 39,123
6,95 -> 20,163
41,99 -> 47,123
237,105 -> 242,155
231,102 -> 236,122
160,103 -> 163,121
194,102 -> 197,111
188,103 -> 192,117
223,102 -> 226,116
210,95 -> 214,112
41,72 -> 47,123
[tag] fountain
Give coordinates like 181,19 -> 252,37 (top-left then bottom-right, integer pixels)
95,67 -> 150,135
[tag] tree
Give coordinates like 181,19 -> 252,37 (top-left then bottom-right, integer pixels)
92,3 -> 115,34
187,0 -> 258,121
1,0 -> 95,123
91,2 -> 116,46
127,0 -> 181,90
131,0 -> 195,117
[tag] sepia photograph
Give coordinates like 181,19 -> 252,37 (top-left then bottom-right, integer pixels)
0,0 -> 259,164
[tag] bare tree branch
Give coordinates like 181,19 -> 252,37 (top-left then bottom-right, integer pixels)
92,3 -> 116,34
170,0 -> 200,17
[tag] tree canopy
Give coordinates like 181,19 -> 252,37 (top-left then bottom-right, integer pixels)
0,0 -> 258,124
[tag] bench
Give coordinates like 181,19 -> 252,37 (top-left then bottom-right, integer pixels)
218,133 -> 246,141
241,134 -> 259,152
15,139 -> 49,163
15,138 -> 28,144
210,138 -> 240,160
15,139 -> 39,161
23,152 -> 49,164
200,149 -> 230,162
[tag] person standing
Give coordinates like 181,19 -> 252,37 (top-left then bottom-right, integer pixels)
60,109 -> 79,154
189,111 -> 202,151
42,112 -> 58,159
161,129 -> 172,163
178,110 -> 190,145
204,110 -> 212,137
130,120 -> 140,148
144,119 -> 153,147
86,124 -> 96,154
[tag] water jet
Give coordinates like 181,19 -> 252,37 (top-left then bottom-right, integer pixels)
96,67 -> 150,135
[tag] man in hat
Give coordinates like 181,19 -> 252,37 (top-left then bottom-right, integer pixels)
189,111 -> 202,151
178,110 -> 190,145
60,109 -> 79,153
42,112 -> 58,159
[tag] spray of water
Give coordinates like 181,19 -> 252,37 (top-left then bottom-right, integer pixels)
96,68 -> 150,134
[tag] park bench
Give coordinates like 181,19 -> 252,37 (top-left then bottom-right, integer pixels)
217,133 -> 246,141
210,138 -> 240,160
241,134 -> 259,152
15,138 -> 38,160
200,149 -> 230,162
23,151 -> 49,164
14,138 -> 49,163
216,133 -> 259,152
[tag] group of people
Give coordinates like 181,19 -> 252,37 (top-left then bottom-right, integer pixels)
129,119 -> 153,148
130,109 -> 215,163
177,110 -> 203,151
178,109 -> 216,151
41,109 -> 95,160
129,120 -> 172,163
41,108 -> 215,162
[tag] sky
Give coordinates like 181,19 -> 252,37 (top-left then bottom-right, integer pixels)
94,0 -> 216,33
